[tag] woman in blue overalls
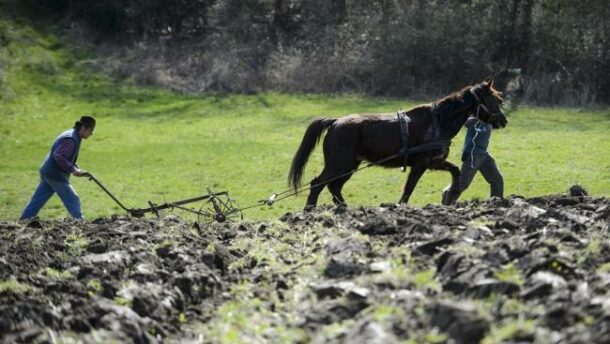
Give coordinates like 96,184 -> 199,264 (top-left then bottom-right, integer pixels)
20,116 -> 96,219
442,116 -> 503,205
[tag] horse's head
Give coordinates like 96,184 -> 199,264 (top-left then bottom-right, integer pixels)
470,78 -> 508,129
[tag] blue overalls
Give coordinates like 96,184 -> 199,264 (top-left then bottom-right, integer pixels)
20,129 -> 83,219
457,117 -> 504,198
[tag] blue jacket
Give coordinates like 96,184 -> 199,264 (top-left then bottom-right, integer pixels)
461,117 -> 493,161
39,129 -> 81,181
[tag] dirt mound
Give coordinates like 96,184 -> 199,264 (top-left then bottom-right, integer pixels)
1,194 -> 609,343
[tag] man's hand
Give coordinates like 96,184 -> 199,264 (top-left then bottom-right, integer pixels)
73,168 -> 88,177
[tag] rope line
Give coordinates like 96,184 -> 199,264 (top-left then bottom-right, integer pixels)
229,152 -> 402,214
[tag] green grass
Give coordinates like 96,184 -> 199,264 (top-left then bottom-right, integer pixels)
0,278 -> 34,294
42,267 -> 74,280
482,318 -> 537,344
494,263 -> 524,286
1,17 -> 609,221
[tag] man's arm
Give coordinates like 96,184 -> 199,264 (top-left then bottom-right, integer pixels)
52,139 -> 87,176
52,139 -> 77,173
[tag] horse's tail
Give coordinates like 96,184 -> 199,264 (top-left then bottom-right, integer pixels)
288,118 -> 336,190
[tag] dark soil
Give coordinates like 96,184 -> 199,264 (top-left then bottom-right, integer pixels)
1,193 -> 609,343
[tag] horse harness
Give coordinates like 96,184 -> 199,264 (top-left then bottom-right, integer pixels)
469,87 -> 504,124
395,87 -> 500,171
396,110 -> 451,172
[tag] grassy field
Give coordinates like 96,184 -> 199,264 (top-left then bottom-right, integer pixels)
1,18 -> 609,221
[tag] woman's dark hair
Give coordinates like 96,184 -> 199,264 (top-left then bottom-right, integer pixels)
74,115 -> 96,129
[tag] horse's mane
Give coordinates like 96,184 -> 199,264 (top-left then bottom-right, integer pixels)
434,86 -> 471,106
432,84 -> 503,113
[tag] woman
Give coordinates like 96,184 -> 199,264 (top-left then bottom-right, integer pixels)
442,116 -> 503,205
20,116 -> 96,219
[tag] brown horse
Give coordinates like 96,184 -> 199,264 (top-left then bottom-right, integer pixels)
288,78 -> 508,209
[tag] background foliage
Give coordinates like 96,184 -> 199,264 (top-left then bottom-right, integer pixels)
5,0 -> 610,105
0,15 -> 609,221
1,2 -> 609,221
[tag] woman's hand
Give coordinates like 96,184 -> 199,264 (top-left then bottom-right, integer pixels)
73,168 -> 88,177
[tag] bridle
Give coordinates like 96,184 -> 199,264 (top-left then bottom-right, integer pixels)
469,87 -> 503,123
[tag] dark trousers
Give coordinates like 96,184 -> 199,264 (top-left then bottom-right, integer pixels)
458,152 -> 504,198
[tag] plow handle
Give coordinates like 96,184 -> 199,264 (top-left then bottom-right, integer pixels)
84,173 -> 132,212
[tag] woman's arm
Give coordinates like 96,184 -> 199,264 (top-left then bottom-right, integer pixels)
52,139 -> 77,173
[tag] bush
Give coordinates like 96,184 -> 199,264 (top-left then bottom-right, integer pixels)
12,0 -> 610,104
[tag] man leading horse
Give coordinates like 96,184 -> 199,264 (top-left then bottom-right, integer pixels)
288,78 -> 507,209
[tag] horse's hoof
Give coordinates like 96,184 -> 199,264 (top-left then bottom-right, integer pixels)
442,189 -> 459,205
303,204 -> 316,212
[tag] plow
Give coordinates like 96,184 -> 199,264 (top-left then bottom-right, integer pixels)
85,173 -> 244,225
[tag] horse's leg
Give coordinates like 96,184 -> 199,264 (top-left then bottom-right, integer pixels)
327,161 -> 361,206
305,166 -> 339,210
309,130 -> 359,208
398,163 -> 427,204
305,175 -> 324,210
429,160 -> 462,205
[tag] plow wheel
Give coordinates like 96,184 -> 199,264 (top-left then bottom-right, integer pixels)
197,192 -> 243,225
